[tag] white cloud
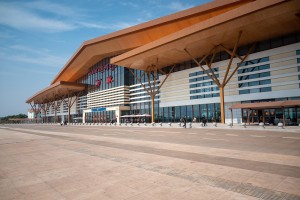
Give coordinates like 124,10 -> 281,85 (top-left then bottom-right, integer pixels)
0,2 -> 76,32
0,1 -> 143,33
24,0 -> 83,18
77,22 -> 110,29
0,45 -> 67,68
168,2 -> 194,11
120,2 -> 140,9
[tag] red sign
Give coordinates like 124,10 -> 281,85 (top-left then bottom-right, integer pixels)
106,76 -> 113,84
88,64 -> 117,75
95,79 -> 101,87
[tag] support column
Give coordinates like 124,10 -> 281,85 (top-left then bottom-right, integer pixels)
219,86 -> 225,124
282,107 -> 285,126
129,63 -> 175,123
230,109 -> 233,125
184,32 -> 255,124
151,94 -> 155,123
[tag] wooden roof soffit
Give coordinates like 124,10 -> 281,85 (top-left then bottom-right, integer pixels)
26,81 -> 86,104
51,0 -> 251,84
110,0 -> 300,70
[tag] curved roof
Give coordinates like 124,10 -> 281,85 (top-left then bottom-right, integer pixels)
26,81 -> 86,104
111,0 -> 300,69
51,0 -> 251,84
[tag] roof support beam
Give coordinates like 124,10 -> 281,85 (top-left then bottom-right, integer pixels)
222,31 -> 242,86
129,62 -> 176,123
184,31 -> 255,123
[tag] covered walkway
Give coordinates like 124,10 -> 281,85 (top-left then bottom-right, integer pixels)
229,100 -> 300,126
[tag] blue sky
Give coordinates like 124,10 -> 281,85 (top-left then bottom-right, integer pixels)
0,0 -> 210,117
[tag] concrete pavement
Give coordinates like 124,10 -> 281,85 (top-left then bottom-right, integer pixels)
0,124 -> 300,200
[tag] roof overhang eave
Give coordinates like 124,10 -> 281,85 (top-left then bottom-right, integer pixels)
26,81 -> 86,104
111,0 -> 298,70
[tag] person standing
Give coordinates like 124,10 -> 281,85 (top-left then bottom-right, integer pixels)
193,117 -> 196,123
202,116 -> 207,126
183,116 -> 186,128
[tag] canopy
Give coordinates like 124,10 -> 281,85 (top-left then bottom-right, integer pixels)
26,81 -> 86,104
52,0 -> 249,84
111,0 -> 300,70
121,114 -> 151,118
229,100 -> 300,110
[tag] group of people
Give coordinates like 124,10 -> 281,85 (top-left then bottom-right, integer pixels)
180,116 -> 207,128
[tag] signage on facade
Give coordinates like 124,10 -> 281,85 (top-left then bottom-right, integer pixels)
91,107 -> 106,112
106,76 -> 113,83
88,64 -> 117,75
95,79 -> 101,87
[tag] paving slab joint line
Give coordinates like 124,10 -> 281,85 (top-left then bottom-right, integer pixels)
53,143 -> 300,200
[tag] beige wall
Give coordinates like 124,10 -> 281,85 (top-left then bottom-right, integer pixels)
269,51 -> 295,60
273,84 -> 299,91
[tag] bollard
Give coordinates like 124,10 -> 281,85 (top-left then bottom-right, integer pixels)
227,122 -> 232,128
151,122 -> 155,126
119,123 -> 121,126
131,122 -> 133,126
199,122 -> 204,127
178,122 -> 181,127
213,122 -> 217,127
189,122 -> 192,128
160,122 -> 162,127
278,122 -> 283,129
241,123 -> 246,128
259,122 -> 265,128
137,123 -> 140,126
144,122 -> 146,126
168,122 -> 172,127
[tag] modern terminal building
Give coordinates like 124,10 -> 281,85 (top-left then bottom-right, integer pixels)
27,0 -> 300,125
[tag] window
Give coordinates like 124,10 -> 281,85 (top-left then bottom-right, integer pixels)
260,87 -> 272,92
239,57 -> 269,67
250,88 -> 260,93
239,89 -> 249,95
238,64 -> 270,74
248,81 -> 259,87
239,87 -> 272,94
238,71 -> 270,81
260,79 -> 271,85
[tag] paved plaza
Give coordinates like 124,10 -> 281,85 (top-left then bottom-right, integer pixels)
0,124 -> 300,200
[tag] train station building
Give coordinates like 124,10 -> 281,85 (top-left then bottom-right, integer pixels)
26,0 -> 300,125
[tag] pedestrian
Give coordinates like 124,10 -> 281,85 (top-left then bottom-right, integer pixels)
202,116 -> 207,126
193,117 -> 196,123
183,116 -> 186,128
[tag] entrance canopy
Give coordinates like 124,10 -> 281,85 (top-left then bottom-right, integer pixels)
111,0 -> 300,70
121,114 -> 151,118
229,100 -> 300,110
26,81 -> 86,104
